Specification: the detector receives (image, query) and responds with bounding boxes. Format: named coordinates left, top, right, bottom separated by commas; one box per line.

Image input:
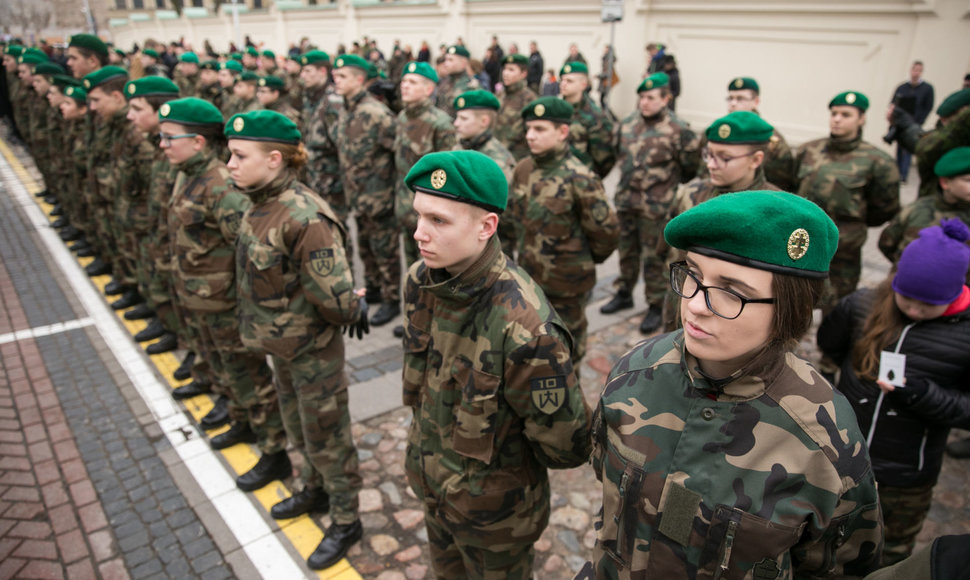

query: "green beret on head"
left=52, top=74, right=82, bottom=90
left=300, top=50, right=330, bottom=66
left=63, top=85, right=87, bottom=103
left=261, top=50, right=275, bottom=59
left=142, top=48, right=159, bottom=59
left=560, top=61, right=589, bottom=76
left=665, top=190, right=839, bottom=279
left=402, top=61, right=438, bottom=83
left=19, top=50, right=48, bottom=66
left=937, top=88, right=970, bottom=118
left=230, top=52, right=243, bottom=62
left=366, top=63, right=380, bottom=80
left=829, top=91, right=869, bottom=112
left=82, top=66, right=128, bottom=90
left=934, top=146, right=970, bottom=178
left=405, top=150, right=508, bottom=213
left=706, top=111, right=774, bottom=144
left=333, top=54, right=370, bottom=72
left=454, top=89, right=500, bottom=112
left=178, top=52, right=199, bottom=64
left=158, top=97, right=224, bottom=126
left=69, top=33, right=108, bottom=57
left=200, top=60, right=219, bottom=71
left=220, top=60, right=243, bottom=72
left=237, top=71, right=260, bottom=83
left=124, top=76, right=179, bottom=100
left=33, top=61, right=65, bottom=77
left=114, top=48, right=126, bottom=57
left=637, top=72, right=670, bottom=93
left=502, top=54, right=528, bottom=67
left=727, top=77, right=759, bottom=93
left=245, top=46, right=259, bottom=57
left=446, top=45, right=470, bottom=59
left=225, top=110, right=301, bottom=144
left=257, top=75, right=285, bottom=90
left=522, top=96, right=573, bottom=123
left=4, top=45, right=23, bottom=57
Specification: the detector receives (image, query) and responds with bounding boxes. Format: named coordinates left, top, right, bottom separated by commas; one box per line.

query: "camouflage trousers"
left=424, top=513, right=536, bottom=580
left=272, top=345, right=361, bottom=525
left=169, top=290, right=215, bottom=386
left=615, top=208, right=669, bottom=306
left=356, top=209, right=401, bottom=304
left=878, top=481, right=935, bottom=566
left=195, top=309, right=287, bottom=455
left=547, top=293, right=590, bottom=364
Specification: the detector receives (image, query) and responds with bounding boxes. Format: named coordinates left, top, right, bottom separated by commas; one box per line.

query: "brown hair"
left=769, top=273, right=826, bottom=349
left=73, top=46, right=109, bottom=67
left=141, top=93, right=178, bottom=111
left=852, top=278, right=905, bottom=380
left=94, top=76, right=127, bottom=96
left=257, top=141, right=307, bottom=170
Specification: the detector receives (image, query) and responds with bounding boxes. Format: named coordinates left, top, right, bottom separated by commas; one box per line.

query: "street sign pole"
left=601, top=0, right=622, bottom=110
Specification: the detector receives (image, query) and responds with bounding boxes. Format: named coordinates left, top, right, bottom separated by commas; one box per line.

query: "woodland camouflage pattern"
left=264, top=96, right=301, bottom=125
left=567, top=93, right=616, bottom=178
left=115, top=124, right=157, bottom=287
left=402, top=236, right=591, bottom=577
left=142, top=143, right=182, bottom=334
left=301, top=84, right=345, bottom=223
left=89, top=108, right=132, bottom=277
left=697, top=125, right=796, bottom=191
left=453, top=130, right=518, bottom=256
left=878, top=194, right=970, bottom=283
left=494, top=79, right=537, bottom=160
left=435, top=70, right=480, bottom=118
left=591, top=332, right=883, bottom=579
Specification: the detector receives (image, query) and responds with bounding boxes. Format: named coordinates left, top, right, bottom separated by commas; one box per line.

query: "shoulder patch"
left=590, top=199, right=610, bottom=223
left=531, top=376, right=567, bottom=414
left=309, top=248, right=335, bottom=276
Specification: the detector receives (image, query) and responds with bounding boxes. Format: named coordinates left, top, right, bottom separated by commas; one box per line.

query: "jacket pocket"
left=402, top=326, right=430, bottom=407
left=700, top=505, right=804, bottom=580
left=451, top=356, right=501, bottom=463
left=243, top=241, right=285, bottom=305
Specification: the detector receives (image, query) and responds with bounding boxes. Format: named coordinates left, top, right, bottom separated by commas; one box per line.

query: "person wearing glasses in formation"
left=721, top=77, right=795, bottom=191
left=588, top=191, right=882, bottom=579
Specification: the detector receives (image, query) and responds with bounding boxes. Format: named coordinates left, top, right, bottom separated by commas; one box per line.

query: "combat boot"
left=104, top=279, right=127, bottom=296
left=236, top=450, right=291, bottom=491
left=60, top=227, right=82, bottom=242
left=145, top=333, right=177, bottom=354
left=639, top=306, right=662, bottom=335
left=210, top=422, right=257, bottom=450
left=111, top=289, right=143, bottom=310
left=134, top=318, right=166, bottom=342
left=51, top=217, right=69, bottom=229
left=270, top=487, right=331, bottom=519
left=307, top=520, right=363, bottom=570
left=124, top=303, right=155, bottom=321
left=369, top=302, right=400, bottom=327
left=85, top=258, right=111, bottom=277
left=172, top=380, right=211, bottom=400
left=600, top=290, right=634, bottom=314
left=199, top=395, right=230, bottom=429
left=173, top=352, right=196, bottom=381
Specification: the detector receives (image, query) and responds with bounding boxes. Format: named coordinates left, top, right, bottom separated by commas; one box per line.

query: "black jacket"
left=818, top=287, right=970, bottom=488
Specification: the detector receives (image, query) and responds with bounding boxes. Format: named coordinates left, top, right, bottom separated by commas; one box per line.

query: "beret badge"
left=127, top=84, right=136, bottom=94
left=301, top=57, right=307, bottom=65
left=845, top=92, right=856, bottom=104
left=159, top=104, right=171, bottom=117
left=83, top=79, right=91, bottom=89
left=336, top=58, right=344, bottom=67
left=645, top=79, right=654, bottom=90
left=535, top=103, right=545, bottom=117
left=564, top=64, right=572, bottom=73
left=457, top=97, right=465, bottom=108
left=717, top=124, right=731, bottom=139
left=734, top=78, right=743, bottom=89
left=787, top=228, right=810, bottom=260
left=233, top=117, right=245, bottom=132
left=408, top=62, right=417, bottom=72
left=430, top=169, right=447, bottom=190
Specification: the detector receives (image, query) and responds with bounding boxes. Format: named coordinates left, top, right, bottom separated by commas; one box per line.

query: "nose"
left=413, top=218, right=430, bottom=242
left=684, top=289, right=710, bottom=316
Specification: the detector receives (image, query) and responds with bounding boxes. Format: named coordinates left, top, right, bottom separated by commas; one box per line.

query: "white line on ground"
left=0, top=317, right=96, bottom=345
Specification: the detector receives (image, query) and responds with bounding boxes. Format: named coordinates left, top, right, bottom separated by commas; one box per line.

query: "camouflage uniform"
left=174, top=69, right=198, bottom=97
left=223, top=94, right=259, bottom=121
left=335, top=90, right=400, bottom=304
left=878, top=194, right=970, bottom=283
left=87, top=108, right=130, bottom=271
left=115, top=125, right=157, bottom=288
left=27, top=89, right=51, bottom=186
left=219, top=87, right=238, bottom=121
left=59, top=116, right=87, bottom=232
left=453, top=130, right=517, bottom=256
left=394, top=98, right=456, bottom=265
left=302, top=84, right=346, bottom=225
left=696, top=120, right=795, bottom=192
left=235, top=170, right=363, bottom=525
left=435, top=71, right=480, bottom=118
left=11, top=76, right=31, bottom=144
left=509, top=145, right=619, bottom=362
left=402, top=236, right=591, bottom=578
left=794, top=134, right=900, bottom=304
left=913, top=107, right=970, bottom=199
left=613, top=108, right=701, bottom=307
left=168, top=152, right=286, bottom=455
left=591, top=331, right=883, bottom=578
left=264, top=96, right=301, bottom=125
left=567, top=93, right=616, bottom=178
left=197, top=81, right=222, bottom=109
left=284, top=70, right=303, bottom=111
left=494, top=79, right=537, bottom=161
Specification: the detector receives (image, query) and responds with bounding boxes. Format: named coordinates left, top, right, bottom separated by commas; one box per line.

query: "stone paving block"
left=65, top=559, right=97, bottom=580
left=17, top=559, right=65, bottom=579
left=12, top=538, right=57, bottom=559
left=56, top=529, right=89, bottom=564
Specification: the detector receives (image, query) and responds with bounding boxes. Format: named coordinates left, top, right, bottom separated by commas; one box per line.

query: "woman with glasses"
left=588, top=191, right=882, bottom=579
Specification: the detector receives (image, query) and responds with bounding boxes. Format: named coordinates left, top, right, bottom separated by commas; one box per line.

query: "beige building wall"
left=107, top=0, right=970, bottom=148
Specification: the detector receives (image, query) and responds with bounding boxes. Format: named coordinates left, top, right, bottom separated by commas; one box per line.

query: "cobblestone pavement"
left=2, top=121, right=969, bottom=580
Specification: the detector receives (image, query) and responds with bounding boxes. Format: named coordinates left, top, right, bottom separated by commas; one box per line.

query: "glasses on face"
left=701, top=148, right=758, bottom=169
left=725, top=95, right=753, bottom=104
left=158, top=132, right=198, bottom=144
left=669, top=261, right=774, bottom=320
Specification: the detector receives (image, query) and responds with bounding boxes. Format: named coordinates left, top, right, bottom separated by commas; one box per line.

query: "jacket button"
left=702, top=408, right=716, bottom=421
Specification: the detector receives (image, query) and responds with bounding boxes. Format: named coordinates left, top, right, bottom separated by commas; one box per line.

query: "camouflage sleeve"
left=379, top=106, right=398, bottom=153
left=292, top=217, right=361, bottom=326
left=915, top=107, right=970, bottom=178
left=590, top=114, right=617, bottom=178
left=877, top=206, right=909, bottom=263
left=574, top=173, right=619, bottom=264
left=864, top=154, right=901, bottom=227
left=127, top=131, right=157, bottom=198
left=211, top=188, right=252, bottom=244
left=434, top=122, right=457, bottom=153
left=677, top=126, right=701, bottom=183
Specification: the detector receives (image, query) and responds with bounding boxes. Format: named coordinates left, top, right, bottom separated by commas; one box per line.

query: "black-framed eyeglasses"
left=669, top=261, right=775, bottom=320
left=158, top=132, right=198, bottom=144
left=701, top=147, right=759, bottom=169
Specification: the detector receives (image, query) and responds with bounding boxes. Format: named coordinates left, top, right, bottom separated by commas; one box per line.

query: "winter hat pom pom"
left=941, top=217, right=970, bottom=243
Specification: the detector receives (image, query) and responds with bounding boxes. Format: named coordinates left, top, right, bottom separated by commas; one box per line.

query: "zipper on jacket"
left=918, top=428, right=928, bottom=471
left=866, top=322, right=916, bottom=448
left=713, top=519, right=738, bottom=580
left=609, top=471, right=630, bottom=568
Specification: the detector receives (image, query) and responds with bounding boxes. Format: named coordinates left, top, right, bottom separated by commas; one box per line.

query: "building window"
left=133, top=0, right=144, bottom=7
left=156, top=0, right=165, bottom=7
left=192, top=0, right=203, bottom=6
left=253, top=0, right=263, bottom=8
left=115, top=0, right=126, bottom=8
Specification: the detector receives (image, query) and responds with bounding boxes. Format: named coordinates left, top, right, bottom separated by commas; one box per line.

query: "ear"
left=480, top=212, right=499, bottom=240
left=267, top=149, right=283, bottom=169
left=557, top=122, right=571, bottom=139
left=750, top=150, right=766, bottom=169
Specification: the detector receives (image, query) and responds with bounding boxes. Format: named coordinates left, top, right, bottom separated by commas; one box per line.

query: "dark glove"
left=343, top=298, right=369, bottom=340
left=888, top=376, right=928, bottom=407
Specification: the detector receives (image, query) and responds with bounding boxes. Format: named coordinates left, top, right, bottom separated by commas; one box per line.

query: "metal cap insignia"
left=846, top=92, right=856, bottom=104
left=734, top=78, right=743, bottom=89
left=159, top=103, right=170, bottom=117
left=787, top=228, right=810, bottom=260
left=448, top=47, right=456, bottom=54
left=535, top=103, right=546, bottom=117
left=718, top=124, right=731, bottom=139
left=301, top=57, right=307, bottom=65
left=336, top=58, right=344, bottom=67
left=127, top=84, right=136, bottom=94
left=258, top=78, right=266, bottom=86
left=646, top=80, right=653, bottom=90
left=66, top=87, right=74, bottom=96
left=233, top=117, right=244, bottom=132
left=430, top=169, right=447, bottom=190
left=457, top=97, right=465, bottom=108
left=564, top=64, right=572, bottom=73
left=408, top=62, right=416, bottom=72
left=83, top=79, right=91, bottom=89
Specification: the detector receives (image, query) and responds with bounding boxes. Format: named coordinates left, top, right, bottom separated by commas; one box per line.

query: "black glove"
left=888, top=376, right=928, bottom=407
left=343, top=298, right=369, bottom=340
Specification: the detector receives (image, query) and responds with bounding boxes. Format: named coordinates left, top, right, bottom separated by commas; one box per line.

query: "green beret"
left=261, top=50, right=275, bottom=59
left=82, top=66, right=128, bottom=90
left=502, top=54, right=528, bottom=67
left=142, top=48, right=159, bottom=59
left=664, top=190, right=839, bottom=279
left=63, top=85, right=87, bottom=103
left=560, top=61, right=588, bottom=76
left=158, top=97, right=224, bottom=126
left=705, top=111, right=773, bottom=144
left=727, top=77, right=759, bottom=94
left=405, top=150, right=508, bottom=213
left=366, top=63, right=380, bottom=80
left=230, top=52, right=243, bottom=62
left=333, top=54, right=370, bottom=72
left=446, top=45, right=470, bottom=58
left=225, top=110, right=301, bottom=144
left=934, top=146, right=970, bottom=178
left=237, top=71, right=260, bottom=83
left=454, top=89, right=500, bottom=112
left=637, top=72, right=669, bottom=93
left=402, top=61, right=438, bottom=83
left=125, top=76, right=179, bottom=100
left=33, top=61, right=65, bottom=77
left=19, top=50, right=48, bottom=66
left=52, top=74, right=82, bottom=90
left=257, top=75, right=285, bottom=90
left=69, top=34, right=108, bottom=57
left=4, top=45, right=23, bottom=57
left=521, top=96, right=573, bottom=124
left=114, top=48, right=126, bottom=58
left=200, top=60, right=219, bottom=71
left=937, top=89, right=970, bottom=118
left=300, top=50, right=330, bottom=66
left=179, top=52, right=199, bottom=64
left=246, top=47, right=259, bottom=57
left=829, top=91, right=869, bottom=112
left=220, top=60, right=243, bottom=72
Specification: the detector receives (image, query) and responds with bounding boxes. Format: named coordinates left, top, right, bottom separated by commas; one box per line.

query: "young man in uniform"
left=435, top=45, right=480, bottom=118
left=402, top=150, right=591, bottom=578
left=230, top=71, right=261, bottom=118
left=217, top=60, right=242, bottom=119
left=494, top=53, right=537, bottom=160
left=558, top=60, right=615, bottom=179
left=174, top=51, right=200, bottom=97
left=196, top=60, right=222, bottom=108
left=509, top=96, right=619, bottom=363
left=720, top=76, right=794, bottom=190
left=256, top=75, right=300, bottom=124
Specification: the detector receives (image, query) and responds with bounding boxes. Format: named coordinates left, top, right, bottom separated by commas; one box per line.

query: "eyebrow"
left=685, top=257, right=761, bottom=295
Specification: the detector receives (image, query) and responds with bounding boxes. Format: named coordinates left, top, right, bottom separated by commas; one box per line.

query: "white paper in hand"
left=879, top=351, right=907, bottom=387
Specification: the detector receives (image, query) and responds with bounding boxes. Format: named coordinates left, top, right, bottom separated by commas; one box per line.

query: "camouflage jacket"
left=264, top=97, right=301, bottom=125
left=11, top=78, right=31, bottom=144
left=174, top=70, right=198, bottom=98
left=794, top=134, right=900, bottom=251
left=394, top=98, right=457, bottom=228
left=509, top=145, right=619, bottom=298
left=223, top=95, right=259, bottom=121
left=614, top=109, right=701, bottom=216
left=197, top=81, right=223, bottom=109
left=914, top=106, right=970, bottom=198
left=669, top=167, right=779, bottom=222
left=402, top=236, right=591, bottom=547
left=64, top=117, right=87, bottom=195
left=591, top=332, right=882, bottom=579
left=285, top=70, right=303, bottom=111
left=301, top=84, right=343, bottom=202
left=878, top=193, right=970, bottom=270
left=88, top=107, right=131, bottom=206
left=495, top=79, right=538, bottom=161
left=27, top=91, right=50, bottom=156
left=235, top=170, right=361, bottom=363
left=115, top=125, right=157, bottom=232
left=435, top=71, right=480, bottom=118
left=46, top=105, right=66, bottom=190
left=168, top=152, right=250, bottom=313
left=568, top=93, right=616, bottom=178
left=145, top=142, right=178, bottom=266
left=336, top=90, right=397, bottom=218
left=455, top=130, right=518, bottom=255
left=219, top=88, right=238, bottom=121
left=697, top=121, right=795, bottom=192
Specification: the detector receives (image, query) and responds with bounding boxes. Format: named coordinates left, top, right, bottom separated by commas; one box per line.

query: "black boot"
left=51, top=217, right=69, bottom=229
left=270, top=487, right=330, bottom=520
left=369, top=302, right=400, bottom=327
left=134, top=318, right=166, bottom=342
left=639, top=306, right=662, bottom=335
left=34, top=189, right=48, bottom=198
left=111, top=289, right=143, bottom=310
left=45, top=195, right=58, bottom=206
left=600, top=291, right=634, bottom=314
left=946, top=438, right=970, bottom=459
left=173, top=352, right=196, bottom=381
left=85, top=258, right=111, bottom=277
left=172, top=380, right=211, bottom=400
left=210, top=422, right=258, bottom=450
left=145, top=332, right=177, bottom=354
left=75, top=246, right=95, bottom=257
left=60, top=227, right=82, bottom=242
left=392, top=325, right=405, bottom=338
left=124, top=303, right=155, bottom=321
left=199, top=395, right=230, bottom=430
left=307, top=520, right=363, bottom=570
left=104, top=279, right=127, bottom=296
left=69, top=237, right=89, bottom=251
left=236, top=450, right=292, bottom=491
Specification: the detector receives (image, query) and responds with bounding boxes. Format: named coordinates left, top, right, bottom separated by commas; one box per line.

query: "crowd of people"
left=2, top=29, right=970, bottom=578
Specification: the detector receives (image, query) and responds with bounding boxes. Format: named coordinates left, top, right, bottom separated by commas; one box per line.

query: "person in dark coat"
left=891, top=61, right=935, bottom=181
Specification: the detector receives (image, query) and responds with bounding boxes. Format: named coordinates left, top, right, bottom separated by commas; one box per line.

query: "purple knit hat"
left=892, top=218, right=970, bottom=304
